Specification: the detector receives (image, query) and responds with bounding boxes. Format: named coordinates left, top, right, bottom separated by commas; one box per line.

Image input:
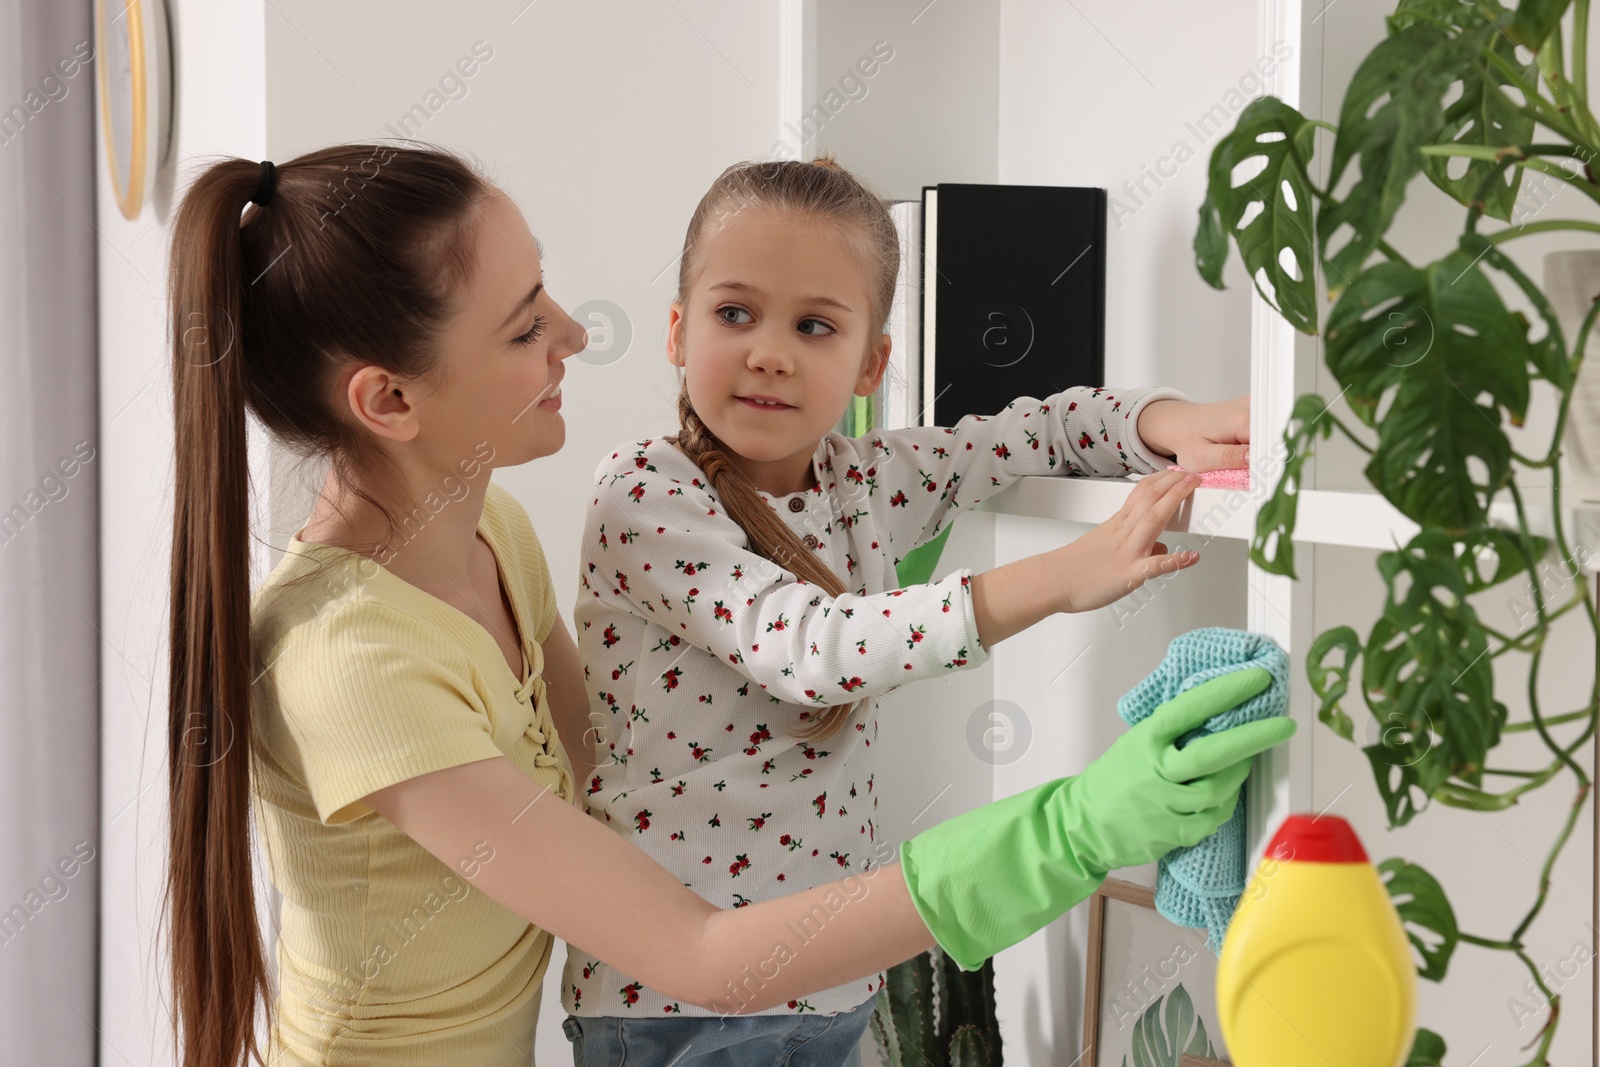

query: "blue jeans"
left=561, top=999, right=876, bottom=1067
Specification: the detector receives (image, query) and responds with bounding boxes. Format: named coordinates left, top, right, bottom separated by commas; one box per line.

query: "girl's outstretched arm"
left=365, top=752, right=933, bottom=1014
left=579, top=434, right=1205, bottom=717
left=838, top=384, right=1189, bottom=559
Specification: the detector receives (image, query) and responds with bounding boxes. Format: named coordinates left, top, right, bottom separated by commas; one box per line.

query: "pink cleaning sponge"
left=1168, top=465, right=1251, bottom=490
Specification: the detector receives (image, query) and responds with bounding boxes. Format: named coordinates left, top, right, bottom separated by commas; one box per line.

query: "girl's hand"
left=1138, top=395, right=1249, bottom=472
left=1053, top=469, right=1202, bottom=613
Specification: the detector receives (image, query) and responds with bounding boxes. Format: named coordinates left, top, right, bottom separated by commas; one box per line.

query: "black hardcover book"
left=920, top=183, right=1107, bottom=427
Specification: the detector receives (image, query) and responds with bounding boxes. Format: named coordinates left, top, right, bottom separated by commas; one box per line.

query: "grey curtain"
left=0, top=1, right=100, bottom=1065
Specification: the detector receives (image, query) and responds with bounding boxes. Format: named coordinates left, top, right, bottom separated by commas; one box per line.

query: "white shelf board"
left=979, top=475, right=1591, bottom=556
left=977, top=476, right=1257, bottom=541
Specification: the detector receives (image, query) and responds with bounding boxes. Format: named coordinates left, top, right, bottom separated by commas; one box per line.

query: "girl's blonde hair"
left=669, top=155, right=899, bottom=744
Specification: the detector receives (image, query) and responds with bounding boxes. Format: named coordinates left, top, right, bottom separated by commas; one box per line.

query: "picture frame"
left=1083, top=878, right=1231, bottom=1067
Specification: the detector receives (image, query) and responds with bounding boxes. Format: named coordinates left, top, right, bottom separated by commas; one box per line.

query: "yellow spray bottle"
left=1215, top=813, right=1416, bottom=1067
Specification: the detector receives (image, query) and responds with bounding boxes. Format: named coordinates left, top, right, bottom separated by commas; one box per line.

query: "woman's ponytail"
left=164, top=159, right=274, bottom=1067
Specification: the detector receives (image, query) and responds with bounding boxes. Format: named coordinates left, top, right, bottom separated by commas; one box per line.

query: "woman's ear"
left=854, top=333, right=892, bottom=397
left=667, top=301, right=686, bottom=368
left=346, top=364, right=421, bottom=442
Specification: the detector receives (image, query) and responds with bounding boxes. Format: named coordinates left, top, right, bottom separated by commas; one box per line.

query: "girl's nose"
left=746, top=336, right=793, bottom=375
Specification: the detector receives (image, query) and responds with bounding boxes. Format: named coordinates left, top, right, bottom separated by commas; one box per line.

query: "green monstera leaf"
left=1406, top=1027, right=1448, bottom=1066
left=1388, top=0, right=1536, bottom=221
left=1195, top=95, right=1320, bottom=335
left=1318, top=22, right=1487, bottom=291
left=1324, top=250, right=1531, bottom=533
left=1469, top=236, right=1576, bottom=390
left=1307, top=624, right=1362, bottom=742
left=1380, top=857, right=1460, bottom=982
left=1361, top=531, right=1516, bottom=826
left=1251, top=393, right=1336, bottom=579
left=1316, top=525, right=1540, bottom=828
left=1119, top=984, right=1216, bottom=1067
left=1508, top=0, right=1574, bottom=49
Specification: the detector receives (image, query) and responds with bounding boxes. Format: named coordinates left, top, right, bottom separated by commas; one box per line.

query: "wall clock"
left=95, top=0, right=174, bottom=220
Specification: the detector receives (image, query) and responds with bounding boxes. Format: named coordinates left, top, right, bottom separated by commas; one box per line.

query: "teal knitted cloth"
left=1116, top=627, right=1289, bottom=953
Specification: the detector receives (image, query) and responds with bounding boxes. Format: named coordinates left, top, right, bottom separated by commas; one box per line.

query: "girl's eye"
left=515, top=315, right=548, bottom=347
left=716, top=306, right=753, bottom=325
left=797, top=318, right=836, bottom=337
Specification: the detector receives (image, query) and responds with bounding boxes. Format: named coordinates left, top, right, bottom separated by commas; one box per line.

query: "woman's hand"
left=1051, top=468, right=1202, bottom=613
left=1138, top=395, right=1249, bottom=472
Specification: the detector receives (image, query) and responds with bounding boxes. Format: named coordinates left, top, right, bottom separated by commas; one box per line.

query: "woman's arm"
left=364, top=753, right=934, bottom=1013
left=539, top=615, right=595, bottom=787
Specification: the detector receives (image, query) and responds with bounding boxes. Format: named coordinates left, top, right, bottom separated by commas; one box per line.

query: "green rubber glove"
left=899, top=667, right=1296, bottom=970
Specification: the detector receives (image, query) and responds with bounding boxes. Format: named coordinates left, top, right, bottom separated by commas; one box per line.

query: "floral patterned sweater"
left=559, top=384, right=1188, bottom=1018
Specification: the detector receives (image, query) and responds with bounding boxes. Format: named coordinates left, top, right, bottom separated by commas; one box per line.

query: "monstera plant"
left=1195, top=0, right=1600, bottom=1063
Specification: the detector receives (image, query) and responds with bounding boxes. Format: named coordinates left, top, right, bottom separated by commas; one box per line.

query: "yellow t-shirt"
left=249, top=481, right=579, bottom=1066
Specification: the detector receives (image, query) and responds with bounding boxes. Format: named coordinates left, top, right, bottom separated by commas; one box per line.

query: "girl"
left=164, top=143, right=1291, bottom=1067
left=562, top=157, right=1261, bottom=1063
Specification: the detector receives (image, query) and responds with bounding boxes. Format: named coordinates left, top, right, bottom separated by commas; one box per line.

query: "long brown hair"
left=164, top=143, right=494, bottom=1067
left=669, top=155, right=899, bottom=743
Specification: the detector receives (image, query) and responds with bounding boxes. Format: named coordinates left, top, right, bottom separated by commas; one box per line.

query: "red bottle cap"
left=1265, top=813, right=1369, bottom=864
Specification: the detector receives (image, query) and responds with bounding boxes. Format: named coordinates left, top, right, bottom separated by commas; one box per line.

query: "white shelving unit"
left=984, top=477, right=1596, bottom=554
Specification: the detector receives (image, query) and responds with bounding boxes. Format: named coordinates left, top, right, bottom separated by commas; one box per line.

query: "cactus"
left=868, top=949, right=1001, bottom=1067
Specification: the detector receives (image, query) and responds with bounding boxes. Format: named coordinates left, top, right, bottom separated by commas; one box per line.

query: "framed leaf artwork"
left=1083, top=879, right=1231, bottom=1067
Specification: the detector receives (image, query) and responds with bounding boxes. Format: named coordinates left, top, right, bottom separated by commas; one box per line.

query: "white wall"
left=97, top=2, right=268, bottom=1063
left=811, top=0, right=1000, bottom=199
